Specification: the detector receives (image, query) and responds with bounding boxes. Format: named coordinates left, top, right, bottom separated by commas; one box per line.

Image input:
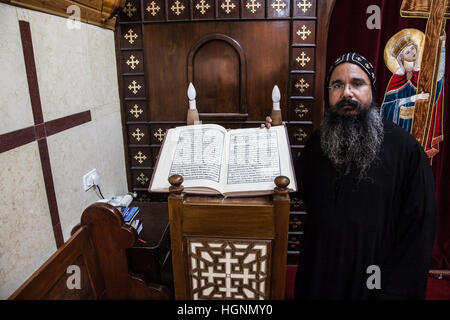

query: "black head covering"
left=327, top=53, right=377, bottom=100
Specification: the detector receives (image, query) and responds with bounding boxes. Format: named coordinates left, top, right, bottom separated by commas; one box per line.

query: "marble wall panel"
left=1, top=4, right=127, bottom=298
left=46, top=121, right=101, bottom=241
left=85, top=24, right=120, bottom=109
left=0, top=4, right=34, bottom=135
left=47, top=112, right=127, bottom=241
left=0, top=142, right=56, bottom=299
left=28, top=11, right=92, bottom=123
left=92, top=111, right=128, bottom=199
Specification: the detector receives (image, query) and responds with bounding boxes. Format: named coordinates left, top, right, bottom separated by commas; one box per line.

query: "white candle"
left=188, top=82, right=197, bottom=110
left=272, top=85, right=280, bottom=110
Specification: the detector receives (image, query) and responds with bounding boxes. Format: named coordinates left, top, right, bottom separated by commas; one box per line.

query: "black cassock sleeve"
left=374, top=144, right=437, bottom=300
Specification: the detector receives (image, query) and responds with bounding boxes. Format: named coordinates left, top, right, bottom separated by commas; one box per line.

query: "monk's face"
left=328, top=63, right=373, bottom=116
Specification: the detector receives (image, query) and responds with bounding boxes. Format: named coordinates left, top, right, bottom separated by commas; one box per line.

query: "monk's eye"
left=353, top=81, right=365, bottom=88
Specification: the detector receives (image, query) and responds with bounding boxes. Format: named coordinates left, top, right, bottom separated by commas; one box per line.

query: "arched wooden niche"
left=187, top=33, right=248, bottom=121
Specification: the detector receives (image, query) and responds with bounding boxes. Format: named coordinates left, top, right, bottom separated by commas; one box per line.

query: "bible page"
left=222, top=126, right=297, bottom=195
left=149, top=124, right=227, bottom=193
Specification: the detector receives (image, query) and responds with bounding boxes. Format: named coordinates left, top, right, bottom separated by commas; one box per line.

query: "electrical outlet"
left=83, top=169, right=98, bottom=191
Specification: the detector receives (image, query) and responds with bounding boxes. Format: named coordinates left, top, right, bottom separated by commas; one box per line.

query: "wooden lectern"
left=167, top=174, right=290, bottom=300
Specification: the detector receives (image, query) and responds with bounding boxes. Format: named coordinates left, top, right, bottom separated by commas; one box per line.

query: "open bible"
left=149, top=124, right=297, bottom=196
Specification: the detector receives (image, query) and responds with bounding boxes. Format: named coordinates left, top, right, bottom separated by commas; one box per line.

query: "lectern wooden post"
left=167, top=174, right=290, bottom=300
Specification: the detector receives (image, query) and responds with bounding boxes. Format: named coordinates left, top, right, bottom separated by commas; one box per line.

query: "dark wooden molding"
left=312, top=0, right=336, bottom=127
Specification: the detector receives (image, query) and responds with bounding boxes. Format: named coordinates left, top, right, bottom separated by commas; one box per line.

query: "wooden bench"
left=9, top=202, right=171, bottom=300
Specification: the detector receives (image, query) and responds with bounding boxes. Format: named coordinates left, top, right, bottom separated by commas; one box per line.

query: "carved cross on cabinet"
left=128, top=80, right=142, bottom=94
left=137, top=173, right=149, bottom=185
left=271, top=0, right=286, bottom=13
left=130, top=104, right=143, bottom=118
left=153, top=128, right=165, bottom=142
left=146, top=1, right=161, bottom=16
left=246, top=0, right=261, bottom=13
left=134, top=151, right=147, bottom=164
left=297, top=0, right=312, bottom=13
left=221, top=0, right=236, bottom=14
left=195, top=0, right=211, bottom=14
left=123, top=2, right=137, bottom=17
left=132, top=128, right=145, bottom=141
left=126, top=55, right=140, bottom=70
left=294, top=104, right=309, bottom=119
left=171, top=0, right=186, bottom=15
left=294, top=128, right=307, bottom=143
left=124, top=28, right=138, bottom=44
left=295, top=78, right=309, bottom=93
left=296, top=51, right=310, bottom=68
left=297, top=25, right=311, bottom=40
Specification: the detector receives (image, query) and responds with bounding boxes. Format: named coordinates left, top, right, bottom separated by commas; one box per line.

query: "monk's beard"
left=320, top=99, right=384, bottom=182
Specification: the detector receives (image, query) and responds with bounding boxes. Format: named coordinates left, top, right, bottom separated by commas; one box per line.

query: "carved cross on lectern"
left=400, top=0, right=448, bottom=147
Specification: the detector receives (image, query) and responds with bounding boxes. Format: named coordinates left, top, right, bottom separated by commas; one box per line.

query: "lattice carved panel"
left=186, top=238, right=272, bottom=300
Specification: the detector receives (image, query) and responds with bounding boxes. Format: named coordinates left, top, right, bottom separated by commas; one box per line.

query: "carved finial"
left=271, top=85, right=282, bottom=126
left=274, top=176, right=290, bottom=195
left=169, top=174, right=184, bottom=194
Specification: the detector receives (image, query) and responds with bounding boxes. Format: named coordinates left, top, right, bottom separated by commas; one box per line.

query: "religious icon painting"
left=380, top=28, right=445, bottom=159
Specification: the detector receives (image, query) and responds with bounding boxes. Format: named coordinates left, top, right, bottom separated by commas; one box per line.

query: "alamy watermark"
left=66, top=265, right=81, bottom=289
left=366, top=5, right=381, bottom=30
left=66, top=5, right=81, bottom=30
left=366, top=264, right=381, bottom=290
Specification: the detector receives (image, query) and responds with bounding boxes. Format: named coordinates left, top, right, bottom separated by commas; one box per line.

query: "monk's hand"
left=260, top=116, right=286, bottom=129
left=261, top=116, right=273, bottom=129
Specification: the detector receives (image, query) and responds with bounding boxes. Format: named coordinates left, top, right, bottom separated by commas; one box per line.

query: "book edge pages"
left=284, top=125, right=298, bottom=192
left=148, top=127, right=168, bottom=193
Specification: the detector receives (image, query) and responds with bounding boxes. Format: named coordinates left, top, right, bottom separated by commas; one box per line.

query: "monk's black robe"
left=294, top=119, right=437, bottom=299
